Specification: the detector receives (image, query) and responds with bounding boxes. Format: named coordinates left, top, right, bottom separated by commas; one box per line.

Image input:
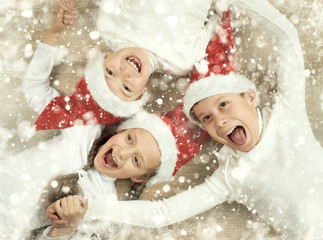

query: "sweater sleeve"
left=22, top=42, right=60, bottom=114
left=84, top=169, right=229, bottom=228
left=37, top=226, right=71, bottom=240
left=232, top=0, right=305, bottom=107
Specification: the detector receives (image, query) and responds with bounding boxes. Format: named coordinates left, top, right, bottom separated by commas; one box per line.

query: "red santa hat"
left=35, top=53, right=150, bottom=131
left=183, top=10, right=257, bottom=128
left=117, top=106, right=208, bottom=184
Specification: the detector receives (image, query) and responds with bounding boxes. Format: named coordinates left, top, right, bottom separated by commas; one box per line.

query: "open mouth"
left=103, top=148, right=118, bottom=168
left=226, top=126, right=247, bottom=146
left=126, top=56, right=141, bottom=73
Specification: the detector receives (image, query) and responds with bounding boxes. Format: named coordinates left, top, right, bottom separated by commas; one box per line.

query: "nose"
left=215, top=115, right=227, bottom=128
left=120, top=63, right=133, bottom=78
left=118, top=146, right=132, bottom=164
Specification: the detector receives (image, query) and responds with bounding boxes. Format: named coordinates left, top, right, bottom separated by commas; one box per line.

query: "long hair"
left=29, top=126, right=115, bottom=239
left=39, top=126, right=116, bottom=209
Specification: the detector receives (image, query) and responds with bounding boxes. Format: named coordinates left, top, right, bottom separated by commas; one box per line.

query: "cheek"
left=206, top=127, right=218, bottom=140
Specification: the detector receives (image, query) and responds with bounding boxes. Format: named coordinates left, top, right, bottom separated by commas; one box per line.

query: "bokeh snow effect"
left=0, top=0, right=322, bottom=239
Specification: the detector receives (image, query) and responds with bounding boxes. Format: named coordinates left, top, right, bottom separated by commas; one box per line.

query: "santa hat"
left=35, top=53, right=150, bottom=131
left=117, top=107, right=208, bottom=184
left=183, top=10, right=257, bottom=127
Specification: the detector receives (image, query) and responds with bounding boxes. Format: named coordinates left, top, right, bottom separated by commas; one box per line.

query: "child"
left=47, top=0, right=323, bottom=239
left=0, top=110, right=185, bottom=239
left=28, top=110, right=185, bottom=239
left=1, top=2, right=207, bottom=238
left=33, top=0, right=224, bottom=130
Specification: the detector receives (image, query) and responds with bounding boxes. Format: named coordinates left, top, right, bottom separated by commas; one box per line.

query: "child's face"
left=93, top=128, right=161, bottom=182
left=103, top=47, right=150, bottom=101
left=193, top=89, right=259, bottom=152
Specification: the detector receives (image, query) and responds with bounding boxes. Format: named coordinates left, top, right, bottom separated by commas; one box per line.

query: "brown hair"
left=39, top=126, right=116, bottom=209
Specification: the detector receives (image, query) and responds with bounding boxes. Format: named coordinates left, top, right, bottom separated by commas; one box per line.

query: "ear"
left=131, top=175, right=149, bottom=183
left=245, top=89, right=258, bottom=107
left=136, top=87, right=147, bottom=100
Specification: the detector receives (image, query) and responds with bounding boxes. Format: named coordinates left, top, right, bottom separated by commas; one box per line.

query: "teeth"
left=226, top=127, right=237, bottom=136
left=112, top=151, right=117, bottom=164
left=126, top=57, right=140, bottom=72
left=104, top=149, right=117, bottom=168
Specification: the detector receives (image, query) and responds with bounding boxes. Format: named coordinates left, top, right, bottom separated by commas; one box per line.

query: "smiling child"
left=30, top=0, right=224, bottom=130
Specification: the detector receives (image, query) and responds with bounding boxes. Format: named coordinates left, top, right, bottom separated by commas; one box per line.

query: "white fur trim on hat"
left=85, top=53, right=150, bottom=118
left=117, top=111, right=178, bottom=184
left=183, top=72, right=258, bottom=127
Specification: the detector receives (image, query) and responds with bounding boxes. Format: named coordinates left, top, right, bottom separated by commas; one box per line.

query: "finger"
left=54, top=199, right=63, bottom=216
left=73, top=195, right=81, bottom=207
left=52, top=219, right=68, bottom=227
left=46, top=208, right=59, bottom=220
left=62, top=19, right=74, bottom=26
left=62, top=13, right=77, bottom=21
left=65, top=0, right=76, bottom=9
left=55, top=8, right=64, bottom=23
left=67, top=195, right=74, bottom=208
left=82, top=198, right=89, bottom=211
left=59, top=0, right=73, bottom=13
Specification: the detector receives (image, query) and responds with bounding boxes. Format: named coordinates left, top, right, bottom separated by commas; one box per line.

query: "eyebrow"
left=132, top=129, right=146, bottom=169
left=196, top=96, right=224, bottom=119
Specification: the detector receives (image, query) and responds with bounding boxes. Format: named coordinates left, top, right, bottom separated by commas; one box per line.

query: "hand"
left=46, top=202, right=68, bottom=228
left=43, top=0, right=77, bottom=45
left=46, top=195, right=88, bottom=238
left=55, top=0, right=78, bottom=26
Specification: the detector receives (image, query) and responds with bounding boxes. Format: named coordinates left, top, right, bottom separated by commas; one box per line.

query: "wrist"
left=43, top=29, right=62, bottom=46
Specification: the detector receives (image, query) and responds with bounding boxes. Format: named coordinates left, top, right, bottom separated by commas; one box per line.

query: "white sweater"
left=97, top=0, right=220, bottom=75
left=84, top=0, right=323, bottom=239
left=0, top=43, right=117, bottom=240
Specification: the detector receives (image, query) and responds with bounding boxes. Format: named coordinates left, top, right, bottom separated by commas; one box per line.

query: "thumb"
left=56, top=8, right=64, bottom=21
left=48, top=208, right=55, bottom=213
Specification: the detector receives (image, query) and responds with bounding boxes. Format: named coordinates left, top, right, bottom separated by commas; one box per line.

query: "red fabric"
left=35, top=76, right=122, bottom=130
left=163, top=104, right=209, bottom=175
left=190, top=10, right=235, bottom=83
left=171, top=10, right=234, bottom=173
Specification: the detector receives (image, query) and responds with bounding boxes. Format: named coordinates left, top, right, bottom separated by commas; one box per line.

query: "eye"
left=220, top=102, right=227, bottom=108
left=134, top=156, right=140, bottom=167
left=123, top=84, right=131, bottom=92
left=203, top=115, right=211, bottom=123
left=107, top=68, right=115, bottom=76
left=127, top=134, right=132, bottom=144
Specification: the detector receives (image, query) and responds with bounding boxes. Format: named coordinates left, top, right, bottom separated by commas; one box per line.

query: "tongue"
left=105, top=152, right=118, bottom=167
left=229, top=126, right=246, bottom=146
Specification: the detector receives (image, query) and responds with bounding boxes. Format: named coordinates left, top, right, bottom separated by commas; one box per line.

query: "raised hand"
left=55, top=0, right=78, bottom=25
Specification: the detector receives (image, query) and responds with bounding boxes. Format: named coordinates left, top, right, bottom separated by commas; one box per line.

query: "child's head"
left=93, top=127, right=161, bottom=183
left=93, top=111, right=178, bottom=184
left=103, top=47, right=151, bottom=101
left=184, top=73, right=260, bottom=152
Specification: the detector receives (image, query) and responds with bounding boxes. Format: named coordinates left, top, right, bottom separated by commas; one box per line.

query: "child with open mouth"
left=29, top=0, right=224, bottom=131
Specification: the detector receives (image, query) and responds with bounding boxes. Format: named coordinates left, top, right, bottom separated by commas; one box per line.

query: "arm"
left=84, top=169, right=229, bottom=227
left=22, top=0, right=77, bottom=114
left=231, top=0, right=305, bottom=107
